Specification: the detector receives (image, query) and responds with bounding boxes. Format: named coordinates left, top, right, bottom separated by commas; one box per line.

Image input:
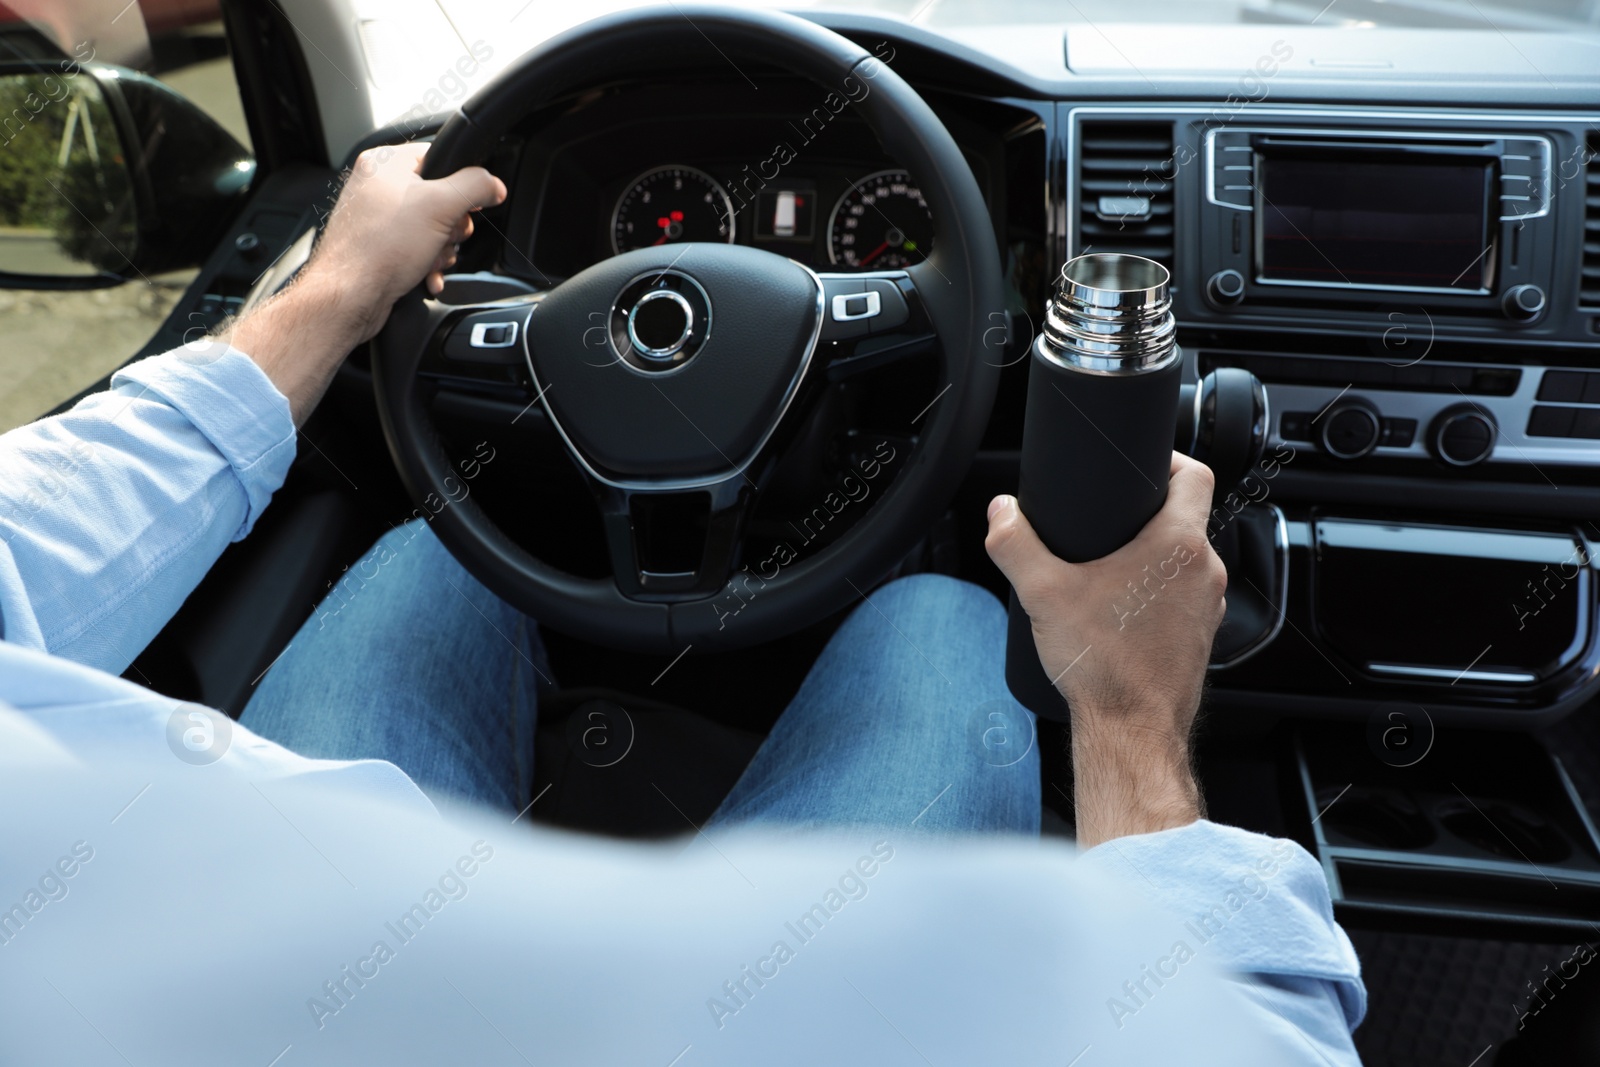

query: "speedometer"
left=611, top=165, right=736, bottom=254
left=827, top=169, right=934, bottom=269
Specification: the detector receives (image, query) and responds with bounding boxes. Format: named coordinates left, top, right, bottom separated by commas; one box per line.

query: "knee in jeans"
left=366, top=518, right=462, bottom=574
left=313, top=520, right=443, bottom=624
left=375, top=517, right=433, bottom=554
left=871, top=574, right=1001, bottom=633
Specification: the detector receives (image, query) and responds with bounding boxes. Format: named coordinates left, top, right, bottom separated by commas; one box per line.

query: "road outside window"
left=0, top=1, right=251, bottom=434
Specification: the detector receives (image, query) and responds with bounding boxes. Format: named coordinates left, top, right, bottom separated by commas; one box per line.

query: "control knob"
left=1318, top=398, right=1381, bottom=460
left=1502, top=284, right=1546, bottom=322
left=1430, top=404, right=1496, bottom=467
left=1207, top=268, right=1246, bottom=307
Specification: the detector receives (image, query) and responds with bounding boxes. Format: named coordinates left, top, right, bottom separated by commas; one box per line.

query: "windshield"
left=842, top=0, right=1600, bottom=30
left=483, top=0, right=1600, bottom=34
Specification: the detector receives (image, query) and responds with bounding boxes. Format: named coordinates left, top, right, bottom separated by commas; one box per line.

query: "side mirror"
left=0, top=59, right=255, bottom=289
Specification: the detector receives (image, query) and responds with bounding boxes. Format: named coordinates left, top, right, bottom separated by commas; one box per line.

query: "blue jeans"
left=240, top=522, right=1039, bottom=835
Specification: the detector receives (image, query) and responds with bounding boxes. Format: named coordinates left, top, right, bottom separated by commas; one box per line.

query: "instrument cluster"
left=606, top=163, right=935, bottom=270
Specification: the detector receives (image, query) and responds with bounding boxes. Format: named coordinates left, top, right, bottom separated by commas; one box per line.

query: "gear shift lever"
left=1176, top=367, right=1269, bottom=515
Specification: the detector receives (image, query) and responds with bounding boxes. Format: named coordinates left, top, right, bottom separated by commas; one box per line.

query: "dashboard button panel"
left=1536, top=371, right=1586, bottom=402
left=1208, top=129, right=1254, bottom=209
left=1279, top=410, right=1312, bottom=441
left=1378, top=417, right=1417, bottom=448
left=1527, top=405, right=1577, bottom=437
left=1211, top=356, right=1600, bottom=468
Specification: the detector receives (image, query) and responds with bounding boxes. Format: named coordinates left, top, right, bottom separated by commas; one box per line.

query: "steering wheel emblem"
left=610, top=270, right=712, bottom=373
left=627, top=289, right=695, bottom=359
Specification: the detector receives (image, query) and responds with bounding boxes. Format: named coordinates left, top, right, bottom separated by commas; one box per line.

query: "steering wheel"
left=372, top=5, right=1002, bottom=654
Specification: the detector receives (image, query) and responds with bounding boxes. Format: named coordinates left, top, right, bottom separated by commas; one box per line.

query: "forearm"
left=219, top=262, right=372, bottom=427
left=1072, top=711, right=1204, bottom=849
left=0, top=346, right=295, bottom=670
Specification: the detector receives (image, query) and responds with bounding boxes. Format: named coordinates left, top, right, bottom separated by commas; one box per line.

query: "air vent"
left=1075, top=120, right=1176, bottom=271
left=1582, top=131, right=1600, bottom=308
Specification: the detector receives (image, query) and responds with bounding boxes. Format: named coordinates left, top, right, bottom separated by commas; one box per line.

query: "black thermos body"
left=1004, top=253, right=1184, bottom=720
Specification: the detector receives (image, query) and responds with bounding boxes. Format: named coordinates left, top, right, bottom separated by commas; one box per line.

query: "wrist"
left=286, top=260, right=384, bottom=344
left=1071, top=715, right=1203, bottom=849
left=221, top=262, right=377, bottom=425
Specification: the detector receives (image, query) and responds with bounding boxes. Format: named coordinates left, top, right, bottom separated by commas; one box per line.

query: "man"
left=0, top=146, right=1364, bottom=1063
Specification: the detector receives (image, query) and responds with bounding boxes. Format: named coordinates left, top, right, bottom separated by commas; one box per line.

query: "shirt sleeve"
left=0, top=341, right=296, bottom=674
left=1079, top=819, right=1366, bottom=1064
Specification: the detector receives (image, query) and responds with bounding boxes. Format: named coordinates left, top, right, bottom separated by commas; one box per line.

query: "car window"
left=0, top=0, right=251, bottom=434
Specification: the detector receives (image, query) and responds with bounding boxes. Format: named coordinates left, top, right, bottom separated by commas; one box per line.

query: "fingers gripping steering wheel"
left=371, top=5, right=1003, bottom=654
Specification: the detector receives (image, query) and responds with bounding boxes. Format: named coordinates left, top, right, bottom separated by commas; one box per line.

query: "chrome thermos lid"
left=1036, top=253, right=1179, bottom=374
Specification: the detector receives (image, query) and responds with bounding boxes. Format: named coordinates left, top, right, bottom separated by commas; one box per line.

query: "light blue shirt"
left=0, top=345, right=1365, bottom=1064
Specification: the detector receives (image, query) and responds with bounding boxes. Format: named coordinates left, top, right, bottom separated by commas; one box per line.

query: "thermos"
left=1004, top=253, right=1184, bottom=721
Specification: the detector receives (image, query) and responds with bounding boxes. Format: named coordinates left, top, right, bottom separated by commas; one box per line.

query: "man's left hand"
left=312, top=142, right=508, bottom=342
left=224, top=142, right=507, bottom=424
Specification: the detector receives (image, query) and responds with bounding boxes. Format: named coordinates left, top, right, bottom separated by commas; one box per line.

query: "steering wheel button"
left=819, top=277, right=870, bottom=341
left=470, top=322, right=518, bottom=348
left=833, top=290, right=880, bottom=321
left=862, top=279, right=911, bottom=334
left=444, top=309, right=532, bottom=365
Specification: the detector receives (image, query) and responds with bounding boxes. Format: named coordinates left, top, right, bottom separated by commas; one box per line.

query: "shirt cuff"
left=110, top=341, right=297, bottom=538
left=1079, top=819, right=1367, bottom=1030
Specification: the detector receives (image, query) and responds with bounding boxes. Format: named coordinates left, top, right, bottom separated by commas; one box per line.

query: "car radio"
left=1198, top=127, right=1557, bottom=322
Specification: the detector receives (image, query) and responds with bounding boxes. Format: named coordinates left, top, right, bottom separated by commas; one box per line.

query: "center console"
left=1063, top=104, right=1600, bottom=723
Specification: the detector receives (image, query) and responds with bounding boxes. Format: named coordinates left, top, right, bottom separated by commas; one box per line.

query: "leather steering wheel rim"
left=372, top=4, right=1003, bottom=654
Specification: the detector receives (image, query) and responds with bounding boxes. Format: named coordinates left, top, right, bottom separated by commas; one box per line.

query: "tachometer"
left=611, top=165, right=736, bottom=254
left=827, top=169, right=933, bottom=269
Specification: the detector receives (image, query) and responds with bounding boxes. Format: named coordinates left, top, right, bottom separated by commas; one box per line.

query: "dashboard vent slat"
left=1582, top=132, right=1600, bottom=309
left=1075, top=120, right=1177, bottom=271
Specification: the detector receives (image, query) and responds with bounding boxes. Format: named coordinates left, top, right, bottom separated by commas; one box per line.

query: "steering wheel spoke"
left=595, top=475, right=753, bottom=603
left=417, top=289, right=544, bottom=394
left=375, top=274, right=544, bottom=397
left=816, top=270, right=937, bottom=380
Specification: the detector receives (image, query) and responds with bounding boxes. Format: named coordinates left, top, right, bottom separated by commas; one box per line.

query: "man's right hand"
left=984, top=452, right=1228, bottom=848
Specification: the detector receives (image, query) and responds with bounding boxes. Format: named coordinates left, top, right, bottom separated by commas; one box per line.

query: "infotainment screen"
left=1256, top=148, right=1495, bottom=293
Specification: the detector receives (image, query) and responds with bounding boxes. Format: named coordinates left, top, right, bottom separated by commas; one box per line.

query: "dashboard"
left=380, top=19, right=1600, bottom=730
